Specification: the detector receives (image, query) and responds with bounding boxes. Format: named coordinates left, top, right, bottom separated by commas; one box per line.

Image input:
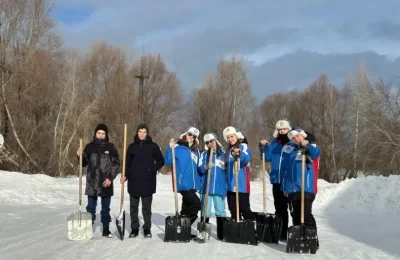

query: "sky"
left=52, top=0, right=400, bottom=102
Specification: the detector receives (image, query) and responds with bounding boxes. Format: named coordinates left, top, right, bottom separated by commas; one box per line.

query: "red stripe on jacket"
left=313, top=143, right=320, bottom=194
left=245, top=164, right=250, bottom=193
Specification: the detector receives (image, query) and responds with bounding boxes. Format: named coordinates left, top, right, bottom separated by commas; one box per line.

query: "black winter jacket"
left=125, top=135, right=164, bottom=197
left=81, top=139, right=120, bottom=197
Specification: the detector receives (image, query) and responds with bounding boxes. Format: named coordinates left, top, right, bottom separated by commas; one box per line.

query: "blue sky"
left=52, top=0, right=400, bottom=101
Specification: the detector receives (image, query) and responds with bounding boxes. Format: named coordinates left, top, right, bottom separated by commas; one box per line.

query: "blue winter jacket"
left=281, top=142, right=320, bottom=195
left=225, top=143, right=252, bottom=193
left=260, top=139, right=285, bottom=184
left=198, top=150, right=227, bottom=196
left=164, top=144, right=201, bottom=192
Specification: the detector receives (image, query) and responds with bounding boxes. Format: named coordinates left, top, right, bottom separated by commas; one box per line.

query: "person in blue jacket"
left=222, top=126, right=253, bottom=220
left=259, top=119, right=291, bottom=240
left=281, top=126, right=320, bottom=249
left=198, top=132, right=227, bottom=240
left=164, top=127, right=201, bottom=237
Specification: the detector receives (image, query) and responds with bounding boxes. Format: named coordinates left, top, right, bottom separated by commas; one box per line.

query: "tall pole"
left=135, top=56, right=149, bottom=123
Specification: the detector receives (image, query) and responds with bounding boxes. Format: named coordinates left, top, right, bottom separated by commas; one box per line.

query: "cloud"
left=52, top=0, right=400, bottom=100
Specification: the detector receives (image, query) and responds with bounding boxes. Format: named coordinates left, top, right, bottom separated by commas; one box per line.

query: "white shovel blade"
left=67, top=211, right=93, bottom=241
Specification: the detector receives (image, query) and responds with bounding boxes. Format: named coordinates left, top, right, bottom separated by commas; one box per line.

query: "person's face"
left=138, top=129, right=147, bottom=140
left=293, top=133, right=304, bottom=144
left=206, top=140, right=217, bottom=149
left=96, top=130, right=106, bottom=139
left=278, top=128, right=290, bottom=135
left=227, top=134, right=237, bottom=145
left=186, top=132, right=195, bottom=142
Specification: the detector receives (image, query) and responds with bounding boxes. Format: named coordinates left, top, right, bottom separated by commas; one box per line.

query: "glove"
left=204, top=162, right=214, bottom=170
left=231, top=148, right=241, bottom=159
left=259, top=140, right=268, bottom=149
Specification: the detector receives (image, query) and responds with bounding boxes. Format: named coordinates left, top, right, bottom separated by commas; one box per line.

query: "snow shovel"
left=116, top=124, right=127, bottom=241
left=164, top=138, right=192, bottom=242
left=286, top=152, right=318, bottom=254
left=254, top=148, right=282, bottom=244
left=196, top=146, right=214, bottom=242
left=67, top=139, right=93, bottom=241
left=222, top=158, right=257, bottom=245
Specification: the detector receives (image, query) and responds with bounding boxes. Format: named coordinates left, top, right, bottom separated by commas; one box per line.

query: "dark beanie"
left=95, top=124, right=108, bottom=135
left=136, top=123, right=149, bottom=134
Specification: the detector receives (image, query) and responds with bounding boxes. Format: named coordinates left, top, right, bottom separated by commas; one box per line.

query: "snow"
left=0, top=170, right=399, bottom=260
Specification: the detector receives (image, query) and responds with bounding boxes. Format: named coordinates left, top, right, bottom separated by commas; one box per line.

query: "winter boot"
left=144, top=229, right=152, bottom=238
left=216, top=217, right=225, bottom=240
left=280, top=230, right=287, bottom=241
left=129, top=229, right=139, bottom=238
left=190, top=215, right=198, bottom=225
left=102, top=223, right=114, bottom=238
left=189, top=215, right=198, bottom=239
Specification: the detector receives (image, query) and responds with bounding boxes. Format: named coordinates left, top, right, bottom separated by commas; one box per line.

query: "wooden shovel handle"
left=120, top=124, right=127, bottom=211
left=79, top=139, right=83, bottom=208
left=301, top=154, right=305, bottom=224
left=203, top=146, right=214, bottom=222
left=235, top=158, right=240, bottom=223
left=262, top=152, right=266, bottom=213
left=171, top=138, right=179, bottom=214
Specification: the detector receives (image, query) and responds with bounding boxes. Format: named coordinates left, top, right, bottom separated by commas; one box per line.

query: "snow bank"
left=0, top=170, right=72, bottom=205
left=315, top=175, right=400, bottom=216
left=1, top=168, right=400, bottom=217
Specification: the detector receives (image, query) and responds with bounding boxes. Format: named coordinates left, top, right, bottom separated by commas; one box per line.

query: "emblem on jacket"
left=104, top=151, right=109, bottom=154
left=283, top=145, right=294, bottom=153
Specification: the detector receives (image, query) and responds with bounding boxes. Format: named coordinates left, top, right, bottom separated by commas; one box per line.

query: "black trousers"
left=180, top=189, right=201, bottom=218
left=273, top=184, right=289, bottom=238
left=130, top=195, right=153, bottom=230
left=227, top=191, right=253, bottom=220
left=288, top=192, right=317, bottom=229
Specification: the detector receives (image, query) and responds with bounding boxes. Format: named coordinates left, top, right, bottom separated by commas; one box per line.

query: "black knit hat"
left=94, top=123, right=109, bottom=140
left=136, top=123, right=149, bottom=134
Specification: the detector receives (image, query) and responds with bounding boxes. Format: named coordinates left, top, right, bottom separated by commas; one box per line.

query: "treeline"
left=187, top=56, right=400, bottom=182
left=1, top=0, right=399, bottom=182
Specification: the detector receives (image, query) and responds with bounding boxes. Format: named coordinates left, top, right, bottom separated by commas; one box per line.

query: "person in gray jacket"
left=77, top=123, right=120, bottom=238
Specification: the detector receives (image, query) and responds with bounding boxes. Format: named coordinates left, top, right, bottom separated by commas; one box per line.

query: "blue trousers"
left=200, top=194, right=226, bottom=218
left=86, top=196, right=111, bottom=223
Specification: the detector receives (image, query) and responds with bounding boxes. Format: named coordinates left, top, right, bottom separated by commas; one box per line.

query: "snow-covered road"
left=0, top=171, right=399, bottom=260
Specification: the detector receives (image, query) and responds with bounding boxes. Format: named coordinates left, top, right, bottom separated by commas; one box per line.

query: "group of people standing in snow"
left=76, top=120, right=320, bottom=246
left=259, top=119, right=320, bottom=247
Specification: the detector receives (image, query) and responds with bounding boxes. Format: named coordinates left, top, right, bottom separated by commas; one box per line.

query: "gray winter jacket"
left=81, top=139, right=120, bottom=196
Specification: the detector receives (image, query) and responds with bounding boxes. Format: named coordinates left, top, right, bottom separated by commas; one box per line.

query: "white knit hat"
left=273, top=119, right=292, bottom=138
left=236, top=132, right=245, bottom=141
left=179, top=127, right=200, bottom=144
left=203, top=133, right=223, bottom=151
left=222, top=126, right=239, bottom=143
left=287, top=127, right=307, bottom=140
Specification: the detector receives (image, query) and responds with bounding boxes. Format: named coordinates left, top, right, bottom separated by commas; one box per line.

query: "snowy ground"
left=0, top=170, right=399, bottom=260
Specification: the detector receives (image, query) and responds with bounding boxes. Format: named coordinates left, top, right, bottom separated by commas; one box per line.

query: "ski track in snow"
left=0, top=170, right=399, bottom=260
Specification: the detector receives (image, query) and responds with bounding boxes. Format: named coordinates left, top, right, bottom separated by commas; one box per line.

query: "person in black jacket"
left=76, top=123, right=120, bottom=238
left=120, top=123, right=164, bottom=238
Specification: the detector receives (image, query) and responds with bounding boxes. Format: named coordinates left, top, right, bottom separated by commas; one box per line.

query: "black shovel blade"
left=254, top=212, right=282, bottom=244
left=222, top=217, right=257, bottom=245
left=116, top=210, right=125, bottom=241
left=286, top=224, right=318, bottom=254
left=164, top=214, right=191, bottom=242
